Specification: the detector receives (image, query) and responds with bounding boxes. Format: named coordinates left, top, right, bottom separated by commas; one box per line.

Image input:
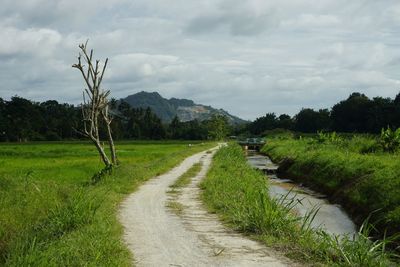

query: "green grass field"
left=0, top=141, right=214, bottom=266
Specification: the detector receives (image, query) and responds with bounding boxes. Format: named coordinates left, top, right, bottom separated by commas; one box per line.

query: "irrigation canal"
left=246, top=150, right=357, bottom=237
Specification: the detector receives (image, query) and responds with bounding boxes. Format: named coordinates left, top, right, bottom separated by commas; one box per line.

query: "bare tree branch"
left=72, top=41, right=118, bottom=167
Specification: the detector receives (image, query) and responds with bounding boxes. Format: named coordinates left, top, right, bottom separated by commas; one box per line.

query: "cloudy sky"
left=1, top=0, right=400, bottom=120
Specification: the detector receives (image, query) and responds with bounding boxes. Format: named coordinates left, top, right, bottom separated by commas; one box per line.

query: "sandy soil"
left=119, top=147, right=293, bottom=267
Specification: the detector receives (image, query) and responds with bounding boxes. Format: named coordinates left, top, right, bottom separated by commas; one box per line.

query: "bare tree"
left=72, top=41, right=117, bottom=166
left=100, top=98, right=118, bottom=164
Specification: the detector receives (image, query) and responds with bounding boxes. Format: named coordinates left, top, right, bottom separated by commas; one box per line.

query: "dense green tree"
left=246, top=113, right=293, bottom=136
left=167, top=116, right=209, bottom=140
left=248, top=113, right=277, bottom=135
left=142, top=107, right=166, bottom=139
left=0, top=98, right=7, bottom=141
left=277, top=114, right=294, bottom=130
left=183, top=119, right=208, bottom=140
left=230, top=122, right=250, bottom=138
left=206, top=114, right=229, bottom=140
left=366, top=97, right=395, bottom=133
left=331, top=93, right=372, bottom=132
left=394, top=92, right=400, bottom=129
left=117, top=100, right=132, bottom=117
left=168, top=116, right=181, bottom=139
left=5, top=97, right=44, bottom=141
left=0, top=97, right=82, bottom=141
left=111, top=102, right=166, bottom=140
left=294, top=108, right=330, bottom=133
left=244, top=91, right=400, bottom=135
left=39, top=100, right=79, bottom=140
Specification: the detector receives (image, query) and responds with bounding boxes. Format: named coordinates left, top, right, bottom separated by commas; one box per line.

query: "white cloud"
left=282, top=14, right=340, bottom=28
left=0, top=26, right=61, bottom=57
left=0, top=0, right=400, bottom=120
left=107, top=53, right=180, bottom=82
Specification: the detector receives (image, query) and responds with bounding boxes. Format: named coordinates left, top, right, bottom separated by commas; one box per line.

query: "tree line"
left=0, top=96, right=229, bottom=142
left=3, top=91, right=398, bottom=142
left=247, top=92, right=400, bottom=135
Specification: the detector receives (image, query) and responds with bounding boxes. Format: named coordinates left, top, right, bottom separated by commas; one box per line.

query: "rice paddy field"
left=0, top=141, right=214, bottom=266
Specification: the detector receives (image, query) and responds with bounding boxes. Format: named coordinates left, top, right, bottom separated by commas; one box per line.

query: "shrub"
left=379, top=127, right=400, bottom=153
left=262, top=128, right=294, bottom=139
left=315, top=131, right=342, bottom=144
left=341, top=135, right=380, bottom=154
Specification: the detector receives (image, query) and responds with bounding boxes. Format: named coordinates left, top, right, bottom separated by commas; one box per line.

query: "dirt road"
left=119, top=147, right=292, bottom=266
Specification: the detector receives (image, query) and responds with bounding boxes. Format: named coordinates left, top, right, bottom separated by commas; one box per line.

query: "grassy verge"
left=262, top=138, right=400, bottom=240
left=166, top=201, right=186, bottom=215
left=0, top=141, right=215, bottom=266
left=167, top=162, right=202, bottom=215
left=201, top=144, right=396, bottom=266
left=169, top=162, right=202, bottom=193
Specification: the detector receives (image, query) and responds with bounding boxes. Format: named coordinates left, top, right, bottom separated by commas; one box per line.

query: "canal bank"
left=246, top=150, right=356, bottom=237
left=261, top=138, right=400, bottom=240
left=201, top=144, right=395, bottom=266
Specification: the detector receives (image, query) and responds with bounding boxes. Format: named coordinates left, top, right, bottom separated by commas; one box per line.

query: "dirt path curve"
left=119, top=147, right=293, bottom=267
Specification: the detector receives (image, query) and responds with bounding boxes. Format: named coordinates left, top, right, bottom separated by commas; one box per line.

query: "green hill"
left=122, top=91, right=247, bottom=124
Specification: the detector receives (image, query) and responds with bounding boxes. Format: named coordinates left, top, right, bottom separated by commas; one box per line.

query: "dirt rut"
left=119, top=148, right=292, bottom=267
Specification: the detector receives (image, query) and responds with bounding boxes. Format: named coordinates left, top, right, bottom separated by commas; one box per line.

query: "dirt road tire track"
left=119, top=147, right=293, bottom=266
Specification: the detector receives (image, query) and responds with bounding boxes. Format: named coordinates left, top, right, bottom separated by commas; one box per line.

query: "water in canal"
left=246, top=150, right=357, bottom=236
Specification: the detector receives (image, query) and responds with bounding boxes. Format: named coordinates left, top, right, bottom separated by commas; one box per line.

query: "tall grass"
left=0, top=141, right=215, bottom=266
left=263, top=137, right=400, bottom=239
left=201, top=144, right=396, bottom=266
left=167, top=162, right=203, bottom=215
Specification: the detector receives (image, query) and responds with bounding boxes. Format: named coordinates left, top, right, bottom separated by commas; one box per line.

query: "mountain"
left=122, top=91, right=247, bottom=124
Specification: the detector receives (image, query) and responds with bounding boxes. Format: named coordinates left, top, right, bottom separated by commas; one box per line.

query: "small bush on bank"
left=315, top=131, right=342, bottom=144
left=380, top=127, right=400, bottom=153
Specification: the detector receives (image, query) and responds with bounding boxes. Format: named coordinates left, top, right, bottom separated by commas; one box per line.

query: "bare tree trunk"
left=90, top=135, right=111, bottom=166
left=102, top=107, right=117, bottom=165
left=72, top=41, right=117, bottom=167
left=105, top=119, right=117, bottom=165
